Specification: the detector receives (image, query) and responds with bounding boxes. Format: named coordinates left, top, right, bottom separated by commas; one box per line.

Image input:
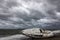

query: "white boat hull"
left=22, top=28, right=54, bottom=38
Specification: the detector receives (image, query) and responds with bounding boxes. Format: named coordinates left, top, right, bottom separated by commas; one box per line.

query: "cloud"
left=0, top=0, right=60, bottom=29
left=37, top=18, right=59, bottom=23
left=55, top=11, right=60, bottom=17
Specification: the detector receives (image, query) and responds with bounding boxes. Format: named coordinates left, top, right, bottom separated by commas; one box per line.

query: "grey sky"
left=0, top=0, right=60, bottom=29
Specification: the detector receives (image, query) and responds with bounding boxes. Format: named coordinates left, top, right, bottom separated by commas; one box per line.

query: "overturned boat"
left=21, top=28, right=55, bottom=38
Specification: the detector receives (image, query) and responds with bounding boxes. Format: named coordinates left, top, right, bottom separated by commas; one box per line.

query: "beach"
left=0, top=34, right=60, bottom=40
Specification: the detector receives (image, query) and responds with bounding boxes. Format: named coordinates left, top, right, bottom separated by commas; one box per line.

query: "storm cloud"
left=0, top=0, right=60, bottom=29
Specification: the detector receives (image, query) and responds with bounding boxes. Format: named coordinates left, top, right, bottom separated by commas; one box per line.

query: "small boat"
left=21, top=28, right=54, bottom=38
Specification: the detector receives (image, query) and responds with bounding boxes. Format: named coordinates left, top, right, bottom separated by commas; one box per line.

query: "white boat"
left=22, top=28, right=54, bottom=38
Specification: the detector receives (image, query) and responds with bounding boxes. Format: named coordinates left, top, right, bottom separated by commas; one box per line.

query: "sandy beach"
left=0, top=34, right=60, bottom=40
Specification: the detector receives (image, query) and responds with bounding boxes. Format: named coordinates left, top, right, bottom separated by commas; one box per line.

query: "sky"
left=0, top=0, right=60, bottom=29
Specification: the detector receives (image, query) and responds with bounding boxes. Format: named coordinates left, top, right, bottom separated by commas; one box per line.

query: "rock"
left=22, top=28, right=54, bottom=38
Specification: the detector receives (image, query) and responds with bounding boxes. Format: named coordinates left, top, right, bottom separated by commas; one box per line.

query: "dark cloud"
left=0, top=0, right=60, bottom=29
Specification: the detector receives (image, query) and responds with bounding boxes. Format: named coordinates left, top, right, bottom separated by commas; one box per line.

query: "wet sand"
left=0, top=34, right=60, bottom=40
left=31, top=36, right=60, bottom=40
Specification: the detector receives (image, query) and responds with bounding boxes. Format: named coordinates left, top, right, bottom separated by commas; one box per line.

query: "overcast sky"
left=0, top=0, right=60, bottom=29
